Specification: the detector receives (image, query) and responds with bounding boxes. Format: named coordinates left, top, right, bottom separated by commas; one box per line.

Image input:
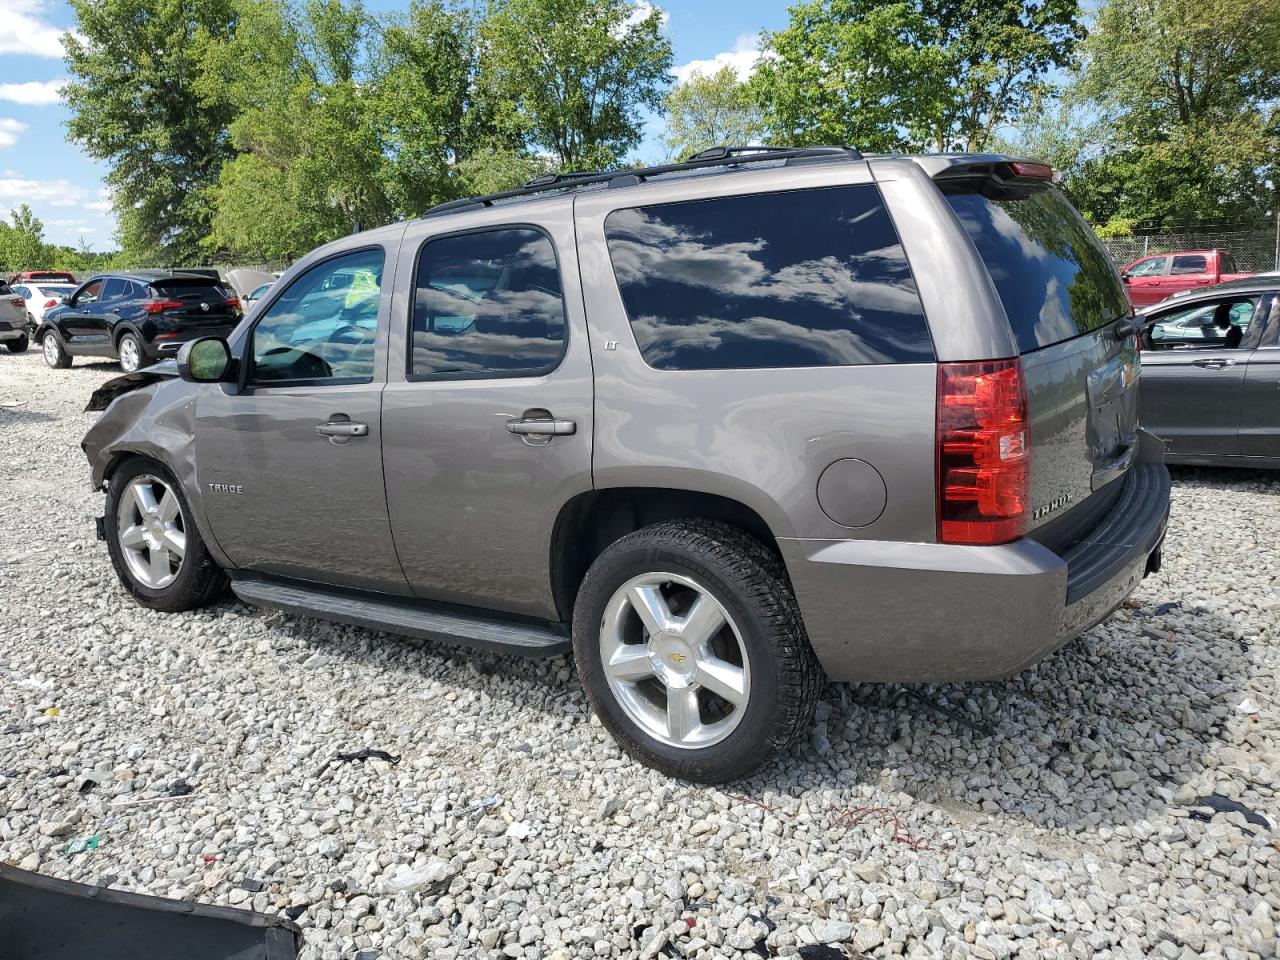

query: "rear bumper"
left=782, top=430, right=1171, bottom=682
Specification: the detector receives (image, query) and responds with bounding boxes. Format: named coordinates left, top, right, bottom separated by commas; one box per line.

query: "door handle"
left=1191, top=358, right=1237, bottom=368
left=316, top=420, right=369, bottom=438
left=506, top=417, right=576, bottom=436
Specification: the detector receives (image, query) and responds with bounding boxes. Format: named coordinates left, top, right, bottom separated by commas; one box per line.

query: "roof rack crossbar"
left=422, top=145, right=863, bottom=217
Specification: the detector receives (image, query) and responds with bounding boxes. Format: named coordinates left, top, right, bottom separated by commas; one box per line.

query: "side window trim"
left=406, top=222, right=570, bottom=383
left=243, top=245, right=387, bottom=390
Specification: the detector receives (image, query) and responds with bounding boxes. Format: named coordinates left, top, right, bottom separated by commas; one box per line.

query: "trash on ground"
left=1236, top=698, right=1261, bottom=715
left=168, top=779, right=195, bottom=797
left=283, top=903, right=309, bottom=921
left=1189, top=794, right=1271, bottom=830
left=42, top=707, right=60, bottom=717
left=238, top=878, right=267, bottom=893
left=321, top=748, right=402, bottom=775
left=1153, top=601, right=1180, bottom=616
left=65, top=835, right=99, bottom=858
left=464, top=793, right=502, bottom=813
left=110, top=793, right=199, bottom=808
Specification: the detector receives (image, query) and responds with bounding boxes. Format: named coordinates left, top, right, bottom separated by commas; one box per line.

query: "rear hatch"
left=148, top=276, right=241, bottom=333
left=940, top=169, right=1138, bottom=549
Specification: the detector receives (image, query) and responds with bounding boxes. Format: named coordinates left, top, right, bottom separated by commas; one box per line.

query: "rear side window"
left=411, top=227, right=567, bottom=379
left=945, top=186, right=1129, bottom=353
left=101, top=278, right=130, bottom=302
left=604, top=185, right=933, bottom=370
left=1170, top=254, right=1207, bottom=275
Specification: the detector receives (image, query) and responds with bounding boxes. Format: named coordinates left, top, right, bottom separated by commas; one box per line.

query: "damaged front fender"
left=84, top=360, right=181, bottom=413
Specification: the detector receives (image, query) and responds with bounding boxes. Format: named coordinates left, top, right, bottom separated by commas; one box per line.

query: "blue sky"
left=0, top=0, right=793, bottom=250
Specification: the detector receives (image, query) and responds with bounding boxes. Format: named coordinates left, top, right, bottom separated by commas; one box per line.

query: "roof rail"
left=422, top=145, right=863, bottom=218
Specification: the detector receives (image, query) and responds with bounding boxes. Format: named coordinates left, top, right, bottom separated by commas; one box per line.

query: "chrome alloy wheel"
left=42, top=333, right=59, bottom=365
left=119, top=336, right=141, bottom=372
left=116, top=475, right=186, bottom=589
left=599, top=572, right=751, bottom=749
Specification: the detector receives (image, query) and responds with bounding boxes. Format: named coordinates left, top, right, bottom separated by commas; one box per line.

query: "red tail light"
left=223, top=297, right=241, bottom=309
left=143, top=299, right=184, bottom=314
left=936, top=358, right=1031, bottom=545
left=43, top=298, right=58, bottom=309
left=8, top=297, right=23, bottom=308
left=1010, top=161, right=1053, bottom=179
left=153, top=332, right=178, bottom=339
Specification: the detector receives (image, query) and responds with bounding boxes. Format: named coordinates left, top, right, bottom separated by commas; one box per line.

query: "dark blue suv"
left=38, top=270, right=242, bottom=372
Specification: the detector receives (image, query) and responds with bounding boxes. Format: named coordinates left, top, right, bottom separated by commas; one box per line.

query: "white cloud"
left=0, top=118, right=27, bottom=150
left=672, top=35, right=767, bottom=84
left=0, top=0, right=74, bottom=58
left=0, top=79, right=64, bottom=105
left=0, top=176, right=87, bottom=207
left=617, top=1, right=669, bottom=37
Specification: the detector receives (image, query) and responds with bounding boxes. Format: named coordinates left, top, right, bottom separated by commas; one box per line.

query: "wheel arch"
left=550, top=487, right=781, bottom=623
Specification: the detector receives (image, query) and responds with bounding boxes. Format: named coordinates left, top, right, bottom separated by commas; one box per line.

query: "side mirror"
left=1120, top=274, right=1131, bottom=284
left=59, top=296, right=70, bottom=304
left=178, top=337, right=233, bottom=383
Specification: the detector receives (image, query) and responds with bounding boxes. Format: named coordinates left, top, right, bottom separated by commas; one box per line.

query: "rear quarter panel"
left=574, top=162, right=940, bottom=544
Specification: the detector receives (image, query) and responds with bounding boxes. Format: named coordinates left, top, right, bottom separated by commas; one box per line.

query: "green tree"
left=199, top=0, right=393, bottom=260
left=479, top=0, right=673, bottom=170
left=1021, top=0, right=1280, bottom=229
left=63, top=0, right=237, bottom=263
left=0, top=205, right=49, bottom=269
left=752, top=0, right=1081, bottom=152
left=662, top=65, right=765, bottom=160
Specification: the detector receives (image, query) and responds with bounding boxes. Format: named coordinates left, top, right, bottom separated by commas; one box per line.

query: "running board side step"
left=229, top=577, right=571, bottom=658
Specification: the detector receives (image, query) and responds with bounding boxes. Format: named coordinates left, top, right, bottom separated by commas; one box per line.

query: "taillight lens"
left=43, top=299, right=58, bottom=309
left=223, top=297, right=241, bottom=310
left=9, top=297, right=23, bottom=308
left=936, top=358, right=1031, bottom=545
left=143, top=299, right=184, bottom=314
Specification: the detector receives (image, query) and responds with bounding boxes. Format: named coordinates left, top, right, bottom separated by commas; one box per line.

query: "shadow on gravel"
left=0, top=406, right=57, bottom=425
left=1169, top=464, right=1280, bottom=490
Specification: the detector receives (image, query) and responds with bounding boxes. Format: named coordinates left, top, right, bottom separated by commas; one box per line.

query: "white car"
left=12, top=281, right=77, bottom=331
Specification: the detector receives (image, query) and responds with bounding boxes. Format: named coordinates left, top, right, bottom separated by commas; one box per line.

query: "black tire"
left=5, top=335, right=28, bottom=353
left=572, top=519, right=822, bottom=783
left=104, top=457, right=228, bottom=612
left=42, top=331, right=71, bottom=368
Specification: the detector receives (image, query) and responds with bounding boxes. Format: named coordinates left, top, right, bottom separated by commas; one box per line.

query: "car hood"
left=225, top=268, right=275, bottom=300
left=84, top=359, right=180, bottom=412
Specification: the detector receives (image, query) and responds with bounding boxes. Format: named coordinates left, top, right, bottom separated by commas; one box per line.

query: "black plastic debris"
left=336, top=748, right=400, bottom=765
left=329, top=879, right=348, bottom=894
left=798, top=946, right=847, bottom=960
left=283, top=903, right=309, bottom=921
left=1153, top=601, right=1179, bottom=616
left=239, top=878, right=268, bottom=893
left=0, top=862, right=300, bottom=960
left=169, top=779, right=195, bottom=797
left=1189, top=794, right=1271, bottom=830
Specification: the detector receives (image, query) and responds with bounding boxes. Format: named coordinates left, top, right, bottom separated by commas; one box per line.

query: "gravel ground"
left=1, top=348, right=1278, bottom=960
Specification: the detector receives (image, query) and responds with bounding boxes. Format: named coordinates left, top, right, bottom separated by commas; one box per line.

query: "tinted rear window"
left=945, top=186, right=1129, bottom=353
left=604, top=185, right=933, bottom=370
left=151, top=278, right=229, bottom=301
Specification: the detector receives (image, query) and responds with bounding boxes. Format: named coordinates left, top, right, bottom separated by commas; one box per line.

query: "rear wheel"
left=117, top=333, right=144, bottom=373
left=572, top=520, right=821, bottom=783
left=104, top=458, right=228, bottom=612
left=5, top=335, right=28, bottom=353
left=42, top=332, right=70, bottom=368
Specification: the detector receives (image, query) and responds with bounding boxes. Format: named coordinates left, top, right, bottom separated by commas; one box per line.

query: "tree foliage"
left=1034, top=0, right=1280, bottom=230
left=662, top=66, right=765, bottom=160
left=63, top=0, right=237, bottom=263
left=479, top=0, right=673, bottom=169
left=752, top=0, right=1080, bottom=152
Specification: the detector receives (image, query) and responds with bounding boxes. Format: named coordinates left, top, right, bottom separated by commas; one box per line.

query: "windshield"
left=945, top=185, right=1130, bottom=353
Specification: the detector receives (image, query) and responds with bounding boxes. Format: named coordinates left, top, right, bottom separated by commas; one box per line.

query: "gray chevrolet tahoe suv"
left=82, top=147, right=1171, bottom=783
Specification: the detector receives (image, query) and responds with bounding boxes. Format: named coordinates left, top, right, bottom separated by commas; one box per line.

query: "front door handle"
left=316, top=420, right=369, bottom=438
left=506, top=417, right=576, bottom=437
left=1192, top=358, right=1237, bottom=368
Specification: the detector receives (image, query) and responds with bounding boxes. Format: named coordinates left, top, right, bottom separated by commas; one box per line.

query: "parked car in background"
left=12, top=280, right=77, bottom=338
left=0, top=281, right=30, bottom=352
left=81, top=149, right=1171, bottom=782
left=1139, top=275, right=1280, bottom=466
left=1120, top=249, right=1252, bottom=307
left=243, top=280, right=275, bottom=310
left=38, top=271, right=242, bottom=373
left=8, top=270, right=76, bottom=286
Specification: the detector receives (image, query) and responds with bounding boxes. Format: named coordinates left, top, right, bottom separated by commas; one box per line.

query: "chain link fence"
left=1099, top=229, right=1279, bottom=273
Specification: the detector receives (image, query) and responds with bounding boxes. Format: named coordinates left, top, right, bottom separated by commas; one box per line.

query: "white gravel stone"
left=1, top=351, right=1279, bottom=960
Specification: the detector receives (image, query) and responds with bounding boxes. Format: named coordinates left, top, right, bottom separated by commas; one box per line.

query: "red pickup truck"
left=1120, top=249, right=1252, bottom=307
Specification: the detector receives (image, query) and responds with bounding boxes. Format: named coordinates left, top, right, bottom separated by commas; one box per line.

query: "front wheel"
left=5, top=335, right=28, bottom=353
left=42, top=332, right=71, bottom=368
left=572, top=520, right=822, bottom=783
left=104, top=458, right=228, bottom=612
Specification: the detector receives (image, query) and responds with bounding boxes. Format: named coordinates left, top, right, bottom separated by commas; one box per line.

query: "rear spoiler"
left=0, top=863, right=301, bottom=959
left=908, top=155, right=1057, bottom=186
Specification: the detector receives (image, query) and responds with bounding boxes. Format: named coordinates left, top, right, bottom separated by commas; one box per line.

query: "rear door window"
left=1148, top=297, right=1258, bottom=350
left=1170, top=254, right=1208, bottom=275
left=945, top=186, right=1130, bottom=353
left=604, top=185, right=933, bottom=370
left=1126, top=256, right=1168, bottom=277
left=100, top=278, right=129, bottom=302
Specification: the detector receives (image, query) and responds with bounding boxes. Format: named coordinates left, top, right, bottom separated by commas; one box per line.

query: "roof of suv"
left=87, top=270, right=222, bottom=284
left=1139, top=273, right=1280, bottom=313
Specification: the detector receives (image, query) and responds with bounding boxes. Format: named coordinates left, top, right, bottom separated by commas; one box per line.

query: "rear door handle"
left=1192, top=358, right=1237, bottom=368
left=316, top=420, right=369, bottom=438
left=507, top=417, right=576, bottom=436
